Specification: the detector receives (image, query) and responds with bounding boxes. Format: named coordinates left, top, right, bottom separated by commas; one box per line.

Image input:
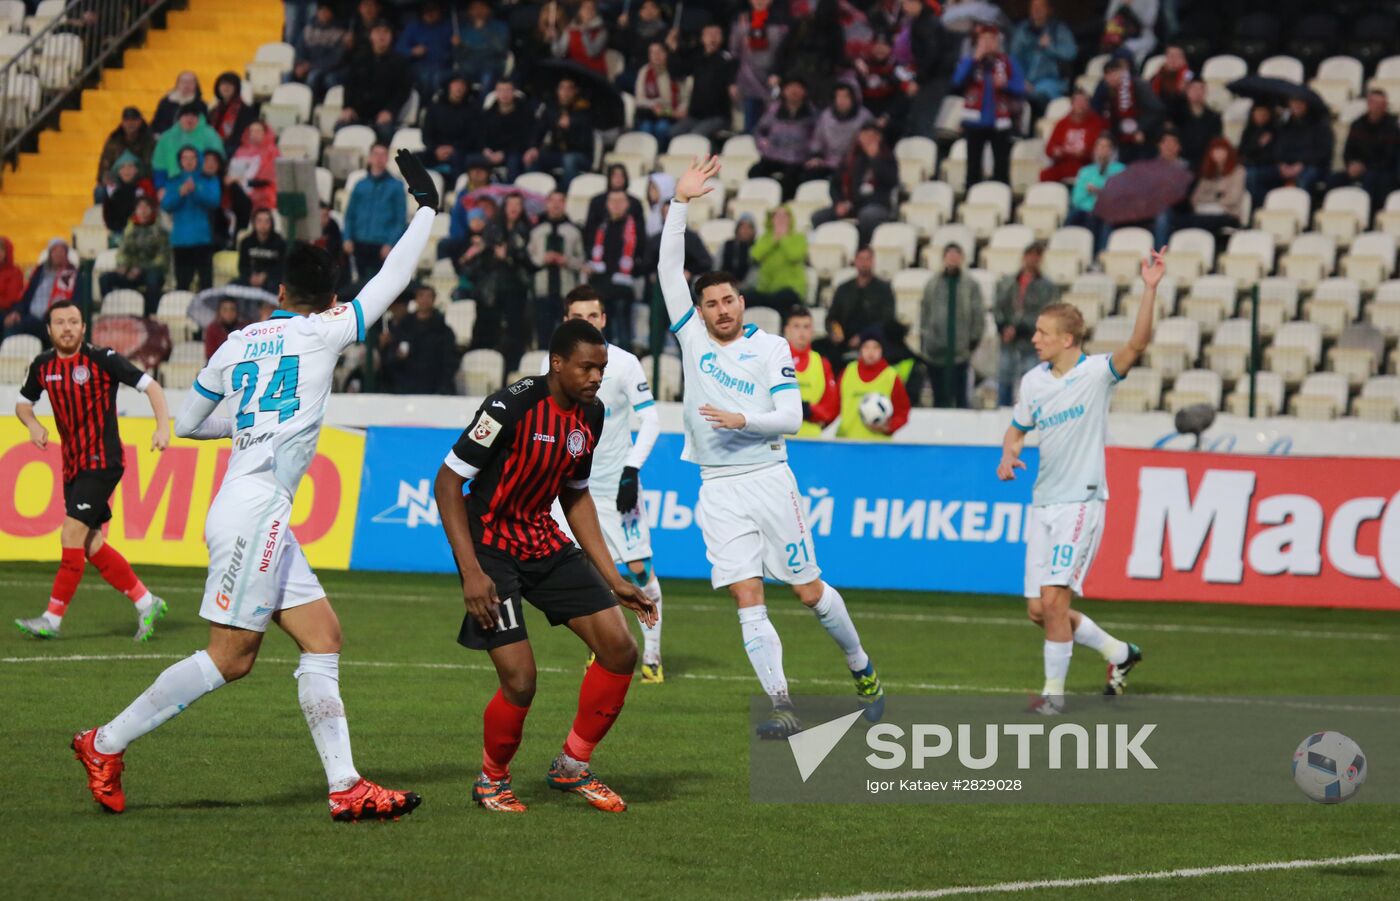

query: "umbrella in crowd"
left=940, top=1, right=1010, bottom=33
left=1225, top=76, right=1328, bottom=114
left=463, top=185, right=549, bottom=219
left=529, top=59, right=626, bottom=131
left=1092, top=158, right=1194, bottom=225
left=186, top=284, right=277, bottom=329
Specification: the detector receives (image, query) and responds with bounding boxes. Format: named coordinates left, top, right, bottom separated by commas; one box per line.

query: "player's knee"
left=501, top=671, right=537, bottom=707
left=211, top=649, right=257, bottom=682
left=1026, top=606, right=1045, bottom=626
left=792, top=579, right=824, bottom=607
left=595, top=630, right=638, bottom=674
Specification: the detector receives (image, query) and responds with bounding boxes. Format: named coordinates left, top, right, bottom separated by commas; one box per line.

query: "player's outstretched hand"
left=997, top=455, right=1026, bottom=481
left=700, top=404, right=746, bottom=430
left=395, top=148, right=440, bottom=210
left=612, top=580, right=658, bottom=628
left=151, top=423, right=171, bottom=452
left=27, top=422, right=48, bottom=450
left=675, top=155, right=720, bottom=203
left=461, top=566, right=501, bottom=631
left=1141, top=247, right=1166, bottom=287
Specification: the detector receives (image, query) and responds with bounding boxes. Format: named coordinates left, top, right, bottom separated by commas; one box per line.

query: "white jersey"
left=193, top=304, right=365, bottom=496
left=540, top=343, right=656, bottom=492
left=1012, top=352, right=1122, bottom=507
left=659, top=201, right=800, bottom=473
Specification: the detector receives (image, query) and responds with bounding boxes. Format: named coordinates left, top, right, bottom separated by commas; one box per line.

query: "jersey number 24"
left=231, top=356, right=302, bottom=430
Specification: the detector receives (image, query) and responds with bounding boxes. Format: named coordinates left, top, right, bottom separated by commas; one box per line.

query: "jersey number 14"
left=232, top=356, right=302, bottom=430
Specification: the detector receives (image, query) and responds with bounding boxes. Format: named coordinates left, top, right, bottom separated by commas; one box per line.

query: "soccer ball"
left=1292, top=731, right=1366, bottom=803
left=859, top=393, right=894, bottom=429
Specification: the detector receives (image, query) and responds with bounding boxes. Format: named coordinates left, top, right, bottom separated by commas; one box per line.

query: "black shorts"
left=63, top=467, right=122, bottom=528
left=458, top=544, right=618, bottom=651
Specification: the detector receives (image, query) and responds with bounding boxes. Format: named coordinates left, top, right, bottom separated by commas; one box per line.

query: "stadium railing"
left=0, top=0, right=174, bottom=187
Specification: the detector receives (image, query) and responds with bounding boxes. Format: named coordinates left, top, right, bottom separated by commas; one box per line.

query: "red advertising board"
left=1084, top=448, right=1400, bottom=610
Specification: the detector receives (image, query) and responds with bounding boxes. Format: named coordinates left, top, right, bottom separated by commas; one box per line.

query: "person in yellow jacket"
left=837, top=327, right=911, bottom=440
left=783, top=305, right=839, bottom=437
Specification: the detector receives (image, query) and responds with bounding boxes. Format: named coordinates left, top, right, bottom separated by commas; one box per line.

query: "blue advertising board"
left=351, top=427, right=1037, bottom=595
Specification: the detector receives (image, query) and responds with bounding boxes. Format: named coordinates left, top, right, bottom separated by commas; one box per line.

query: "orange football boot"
left=72, top=729, right=125, bottom=814
left=546, top=758, right=627, bottom=812
left=472, top=774, right=527, bottom=812
left=328, top=778, right=422, bottom=822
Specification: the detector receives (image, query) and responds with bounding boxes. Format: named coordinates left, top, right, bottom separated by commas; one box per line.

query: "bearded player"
left=542, top=285, right=665, bottom=682
left=70, top=150, right=439, bottom=820
left=997, top=251, right=1164, bottom=713
left=14, top=301, right=171, bottom=642
left=659, top=157, right=884, bottom=739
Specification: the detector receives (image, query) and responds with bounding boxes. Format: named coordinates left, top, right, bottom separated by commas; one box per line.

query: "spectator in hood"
left=644, top=172, right=676, bottom=238
left=162, top=146, right=222, bottom=290
left=237, top=208, right=288, bottom=293
left=96, top=107, right=156, bottom=193
left=1040, top=90, right=1104, bottom=184
left=100, top=196, right=169, bottom=316
left=750, top=77, right=818, bottom=199
left=207, top=72, right=258, bottom=156
left=524, top=76, right=594, bottom=190
left=0, top=237, right=25, bottom=320
left=294, top=2, right=349, bottom=101
left=151, top=103, right=224, bottom=187
left=227, top=120, right=280, bottom=214
left=7, top=239, right=78, bottom=341
left=99, top=151, right=158, bottom=233
left=479, top=80, right=536, bottom=182
left=731, top=0, right=788, bottom=131
left=807, top=84, right=876, bottom=178
left=151, top=71, right=202, bottom=135
left=340, top=20, right=412, bottom=145
left=383, top=284, right=458, bottom=394
left=397, top=0, right=454, bottom=101
left=451, top=0, right=509, bottom=93
left=421, top=72, right=478, bottom=184
left=1009, top=0, right=1077, bottom=113
left=673, top=23, right=736, bottom=141
left=747, top=205, right=807, bottom=314
left=342, top=144, right=407, bottom=286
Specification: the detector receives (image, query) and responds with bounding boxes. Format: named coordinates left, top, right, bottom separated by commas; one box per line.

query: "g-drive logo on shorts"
left=216, top=536, right=250, bottom=610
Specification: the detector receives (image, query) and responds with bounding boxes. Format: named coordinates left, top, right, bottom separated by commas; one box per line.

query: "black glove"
left=395, top=148, right=439, bottom=210
left=616, top=466, right=640, bottom=514
left=801, top=401, right=813, bottom=419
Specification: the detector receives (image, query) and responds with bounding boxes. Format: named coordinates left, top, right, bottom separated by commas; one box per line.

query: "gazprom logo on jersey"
left=1036, top=404, right=1085, bottom=430
left=698, top=352, right=756, bottom=396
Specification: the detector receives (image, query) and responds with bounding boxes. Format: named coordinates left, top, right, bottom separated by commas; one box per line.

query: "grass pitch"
left=2, top=561, right=1398, bottom=900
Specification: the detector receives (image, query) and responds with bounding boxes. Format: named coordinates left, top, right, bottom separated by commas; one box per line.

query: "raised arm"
left=663, top=156, right=722, bottom=326
left=354, top=150, right=441, bottom=325
left=1111, top=248, right=1165, bottom=378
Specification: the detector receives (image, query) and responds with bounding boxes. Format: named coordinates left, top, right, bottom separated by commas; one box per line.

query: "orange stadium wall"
left=0, top=417, right=363, bottom=570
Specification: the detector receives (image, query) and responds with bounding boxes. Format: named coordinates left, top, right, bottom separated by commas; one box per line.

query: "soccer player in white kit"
left=997, top=249, right=1165, bottom=714
left=70, top=150, right=439, bottom=820
left=543, top=286, right=666, bottom=681
left=661, top=158, right=884, bottom=738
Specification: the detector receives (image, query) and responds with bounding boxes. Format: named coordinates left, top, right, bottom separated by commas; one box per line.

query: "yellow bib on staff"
left=794, top=347, right=828, bottom=437
left=837, top=362, right=898, bottom=440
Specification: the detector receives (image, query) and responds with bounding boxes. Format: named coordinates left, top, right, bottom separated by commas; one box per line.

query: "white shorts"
left=1023, top=500, right=1105, bottom=598
left=199, top=482, right=325, bottom=632
left=696, top=463, right=821, bottom=589
left=549, top=487, right=653, bottom=565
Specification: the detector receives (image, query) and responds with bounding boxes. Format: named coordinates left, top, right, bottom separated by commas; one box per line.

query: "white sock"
left=134, top=591, right=155, bottom=612
left=295, top=652, right=360, bottom=793
left=1073, top=614, right=1129, bottom=665
left=640, top=576, right=663, bottom=665
left=738, top=605, right=789, bottom=705
left=1042, top=640, right=1073, bottom=697
left=95, top=650, right=225, bottom=754
left=811, top=582, right=870, bottom=672
left=42, top=610, right=62, bottom=629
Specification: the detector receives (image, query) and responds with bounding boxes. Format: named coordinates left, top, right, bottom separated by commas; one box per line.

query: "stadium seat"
left=1311, top=56, right=1364, bottom=111
left=1036, top=97, right=1071, bottom=141
left=1278, top=232, right=1337, bottom=292
left=658, top=133, right=712, bottom=179
left=265, top=82, right=313, bottom=129
left=1111, top=366, right=1162, bottom=413
left=900, top=181, right=954, bottom=238
left=1340, top=232, right=1396, bottom=292
left=1085, top=315, right=1131, bottom=355
left=979, top=224, right=1036, bottom=277
left=639, top=354, right=682, bottom=401
left=870, top=222, right=918, bottom=277
left=279, top=123, right=320, bottom=162
left=1264, top=320, right=1324, bottom=386
left=1315, top=186, right=1371, bottom=247
left=717, top=135, right=758, bottom=191
left=1180, top=274, right=1240, bottom=336
left=808, top=220, right=858, bottom=278
left=604, top=131, right=659, bottom=181
left=1009, top=138, right=1045, bottom=196
left=958, top=181, right=1012, bottom=239
left=1254, top=186, right=1311, bottom=245
left=686, top=175, right=725, bottom=224
left=1366, top=281, right=1400, bottom=339
left=0, top=1, right=23, bottom=33
left=934, top=94, right=966, bottom=141
left=1017, top=182, right=1068, bottom=239
left=1205, top=319, right=1256, bottom=385
left=1327, top=322, right=1386, bottom=386
left=788, top=178, right=831, bottom=232
left=894, top=136, right=938, bottom=191
left=160, top=362, right=200, bottom=390
left=1290, top=372, right=1349, bottom=419
left=1044, top=226, right=1094, bottom=285
left=1377, top=190, right=1400, bottom=238
left=514, top=171, right=556, bottom=197
left=697, top=218, right=735, bottom=258
left=1165, top=369, right=1224, bottom=412
left=922, top=223, right=976, bottom=269
left=820, top=266, right=857, bottom=307
left=730, top=176, right=782, bottom=223
left=1257, top=55, right=1305, bottom=84
left=101, top=289, right=144, bottom=318
left=892, top=268, right=933, bottom=330
left=1202, top=54, right=1248, bottom=98
left=1069, top=271, right=1117, bottom=315
left=0, top=32, right=32, bottom=70
left=1225, top=369, right=1285, bottom=416
left=1164, top=228, right=1216, bottom=281
left=942, top=138, right=995, bottom=195
left=1304, top=277, right=1362, bottom=338
left=1099, top=227, right=1153, bottom=287
left=1217, top=230, right=1276, bottom=283
left=747, top=306, right=782, bottom=335
left=154, top=291, right=195, bottom=341
left=1074, top=53, right=1110, bottom=95
left=1121, top=276, right=1178, bottom=322
left=566, top=172, right=607, bottom=224
left=517, top=349, right=548, bottom=378
left=3, top=72, right=39, bottom=126
left=327, top=125, right=375, bottom=179
left=445, top=301, right=477, bottom=348
left=459, top=349, right=504, bottom=395
left=1144, top=316, right=1200, bottom=379
left=0, top=333, right=42, bottom=359
left=1245, top=276, right=1300, bottom=338
left=1062, top=290, right=1107, bottom=332
left=1352, top=375, right=1400, bottom=421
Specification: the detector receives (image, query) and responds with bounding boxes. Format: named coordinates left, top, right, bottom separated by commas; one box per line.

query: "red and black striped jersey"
left=19, top=343, right=151, bottom=481
left=444, top=376, right=604, bottom=559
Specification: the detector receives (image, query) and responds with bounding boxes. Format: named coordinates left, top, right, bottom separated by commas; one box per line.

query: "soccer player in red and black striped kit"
left=435, top=318, right=656, bottom=814
left=13, top=301, right=173, bottom=641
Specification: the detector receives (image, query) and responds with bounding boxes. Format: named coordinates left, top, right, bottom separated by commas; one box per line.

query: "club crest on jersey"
left=72, top=365, right=90, bottom=384
left=509, top=378, right=534, bottom=395
left=471, top=412, right=503, bottom=447
left=566, top=429, right=586, bottom=457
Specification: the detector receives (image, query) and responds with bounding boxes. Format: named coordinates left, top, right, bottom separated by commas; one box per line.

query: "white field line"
left=3, top=653, right=1397, bottom=713
left=0, top=578, right=1392, bottom=643
left=793, top=852, right=1400, bottom=901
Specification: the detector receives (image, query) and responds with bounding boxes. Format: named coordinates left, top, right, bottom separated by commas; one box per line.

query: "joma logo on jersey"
left=243, top=337, right=285, bottom=359
left=259, top=520, right=281, bottom=573
left=698, top=353, right=755, bottom=396
left=219, top=536, right=250, bottom=598
left=533, top=432, right=556, bottom=443
left=1037, top=404, right=1085, bottom=430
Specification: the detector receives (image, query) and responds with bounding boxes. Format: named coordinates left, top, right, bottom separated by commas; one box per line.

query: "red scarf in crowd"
left=1112, top=77, right=1140, bottom=132
left=642, top=65, right=680, bottom=112
left=962, top=53, right=1015, bottom=129
left=592, top=216, right=637, bottom=276
left=211, top=98, right=244, bottom=142
left=748, top=9, right=771, bottom=50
